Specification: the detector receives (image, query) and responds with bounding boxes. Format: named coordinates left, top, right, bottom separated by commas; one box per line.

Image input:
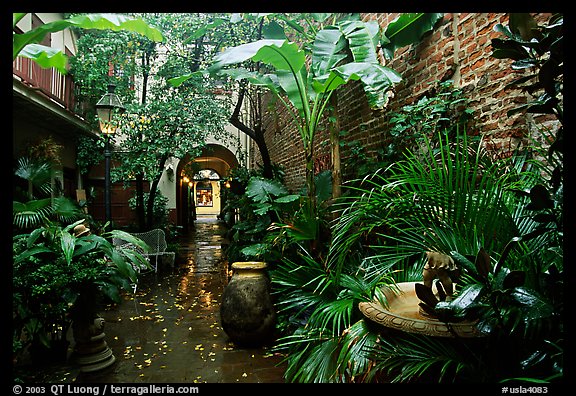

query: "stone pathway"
left=14, top=216, right=286, bottom=383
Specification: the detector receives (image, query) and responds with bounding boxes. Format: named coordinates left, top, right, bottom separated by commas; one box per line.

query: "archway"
left=175, top=144, right=239, bottom=231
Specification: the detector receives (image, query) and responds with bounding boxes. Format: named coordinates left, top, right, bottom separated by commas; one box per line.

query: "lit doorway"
left=193, top=169, right=221, bottom=216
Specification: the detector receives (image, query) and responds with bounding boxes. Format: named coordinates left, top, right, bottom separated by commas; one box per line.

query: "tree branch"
left=229, top=82, right=257, bottom=141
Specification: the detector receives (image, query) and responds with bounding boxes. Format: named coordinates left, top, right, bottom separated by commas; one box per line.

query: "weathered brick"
left=250, top=13, right=559, bottom=192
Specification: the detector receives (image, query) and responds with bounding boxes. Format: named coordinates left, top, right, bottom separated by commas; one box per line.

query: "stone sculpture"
left=423, top=251, right=457, bottom=300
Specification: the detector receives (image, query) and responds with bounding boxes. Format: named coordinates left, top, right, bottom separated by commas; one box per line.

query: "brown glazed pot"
left=220, top=262, right=276, bottom=346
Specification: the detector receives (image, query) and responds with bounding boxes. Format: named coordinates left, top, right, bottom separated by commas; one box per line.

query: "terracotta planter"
left=220, top=262, right=276, bottom=346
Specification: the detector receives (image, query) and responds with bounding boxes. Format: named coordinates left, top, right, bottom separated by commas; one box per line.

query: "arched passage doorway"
left=176, top=144, right=239, bottom=231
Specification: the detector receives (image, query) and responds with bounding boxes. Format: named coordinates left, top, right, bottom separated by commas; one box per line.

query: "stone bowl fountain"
left=358, top=281, right=483, bottom=338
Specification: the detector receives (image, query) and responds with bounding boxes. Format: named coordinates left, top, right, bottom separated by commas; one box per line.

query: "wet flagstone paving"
left=15, top=216, right=286, bottom=384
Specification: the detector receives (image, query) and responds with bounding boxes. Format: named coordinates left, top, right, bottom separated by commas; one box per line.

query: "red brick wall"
left=250, top=13, right=556, bottom=193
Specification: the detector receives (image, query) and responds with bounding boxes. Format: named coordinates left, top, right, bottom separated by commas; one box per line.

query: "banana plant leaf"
left=13, top=13, right=164, bottom=73
left=310, top=28, right=348, bottom=78
left=381, top=13, right=444, bottom=59
left=338, top=20, right=380, bottom=64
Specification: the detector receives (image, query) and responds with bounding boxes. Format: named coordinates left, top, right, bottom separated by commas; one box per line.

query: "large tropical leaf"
left=17, top=44, right=68, bottom=74
left=13, top=13, right=164, bottom=73
left=381, top=13, right=444, bottom=59
left=13, top=245, right=53, bottom=264
left=208, top=39, right=309, bottom=114
left=246, top=177, right=288, bottom=203
left=333, top=62, right=401, bottom=109
left=208, top=39, right=292, bottom=72
left=310, top=27, right=348, bottom=78
left=338, top=20, right=380, bottom=64
left=252, top=40, right=306, bottom=72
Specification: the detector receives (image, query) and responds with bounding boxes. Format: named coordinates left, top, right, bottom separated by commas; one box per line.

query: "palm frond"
left=51, top=196, right=85, bottom=224
left=336, top=319, right=381, bottom=382
left=274, top=327, right=337, bottom=383
left=13, top=198, right=53, bottom=229
left=329, top=132, right=522, bottom=286
left=367, top=332, right=473, bottom=383
left=308, top=298, right=353, bottom=337
left=14, top=157, right=53, bottom=198
left=13, top=196, right=85, bottom=230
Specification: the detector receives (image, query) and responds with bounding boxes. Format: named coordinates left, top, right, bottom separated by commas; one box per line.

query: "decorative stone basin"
left=359, top=281, right=483, bottom=338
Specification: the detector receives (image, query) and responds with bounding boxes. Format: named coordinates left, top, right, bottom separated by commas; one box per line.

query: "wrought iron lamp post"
left=95, top=84, right=125, bottom=224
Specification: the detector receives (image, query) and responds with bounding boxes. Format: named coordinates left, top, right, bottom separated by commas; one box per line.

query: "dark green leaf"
left=509, top=287, right=554, bottom=320
left=13, top=246, right=53, bottom=264
left=509, top=13, right=538, bottom=41
left=415, top=283, right=438, bottom=308
left=474, top=248, right=492, bottom=280
left=526, top=184, right=554, bottom=210
left=503, top=270, right=526, bottom=289
left=449, top=283, right=483, bottom=311
left=246, top=177, right=288, bottom=203
left=262, top=20, right=287, bottom=40
left=450, top=251, right=476, bottom=274
left=382, top=13, right=443, bottom=59
left=274, top=194, right=301, bottom=204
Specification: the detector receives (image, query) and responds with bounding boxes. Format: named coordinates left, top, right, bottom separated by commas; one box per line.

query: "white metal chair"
left=113, top=229, right=175, bottom=292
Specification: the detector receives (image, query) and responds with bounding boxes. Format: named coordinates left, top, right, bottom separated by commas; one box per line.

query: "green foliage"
left=271, top=246, right=394, bottom=383
left=322, top=127, right=563, bottom=382
left=170, top=13, right=440, bottom=222
left=222, top=165, right=333, bottom=265
left=223, top=169, right=299, bottom=263
left=12, top=219, right=150, bottom=360
left=115, top=80, right=229, bottom=228
left=13, top=13, right=163, bottom=73
left=386, top=80, right=474, bottom=152
left=380, top=13, right=445, bottom=59
left=366, top=331, right=472, bottom=383
left=76, top=135, right=105, bottom=176
left=330, top=132, right=518, bottom=281
left=128, top=190, right=169, bottom=229
left=14, top=157, right=53, bottom=200
left=13, top=155, right=86, bottom=231
left=340, top=79, right=475, bottom=181
left=491, top=13, right=562, bottom=124
left=69, top=28, right=140, bottom=118
left=491, top=13, right=563, bottom=260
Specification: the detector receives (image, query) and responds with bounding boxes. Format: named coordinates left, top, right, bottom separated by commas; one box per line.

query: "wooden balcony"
left=13, top=56, right=76, bottom=113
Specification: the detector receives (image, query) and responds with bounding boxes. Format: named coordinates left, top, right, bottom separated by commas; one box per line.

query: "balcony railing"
left=13, top=56, right=76, bottom=112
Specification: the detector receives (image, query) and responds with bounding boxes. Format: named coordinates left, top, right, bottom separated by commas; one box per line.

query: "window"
left=196, top=182, right=213, bottom=207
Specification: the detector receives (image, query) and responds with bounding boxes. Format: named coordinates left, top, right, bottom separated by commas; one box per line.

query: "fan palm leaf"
left=14, top=157, right=53, bottom=199
left=13, top=196, right=85, bottom=230
left=336, top=319, right=381, bottom=381
left=329, top=132, right=521, bottom=281
left=366, top=332, right=474, bottom=383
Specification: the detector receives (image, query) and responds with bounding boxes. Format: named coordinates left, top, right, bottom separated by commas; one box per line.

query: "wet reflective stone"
left=14, top=216, right=286, bottom=383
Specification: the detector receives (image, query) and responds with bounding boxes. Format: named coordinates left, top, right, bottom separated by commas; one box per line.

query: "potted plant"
left=13, top=218, right=150, bottom=370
